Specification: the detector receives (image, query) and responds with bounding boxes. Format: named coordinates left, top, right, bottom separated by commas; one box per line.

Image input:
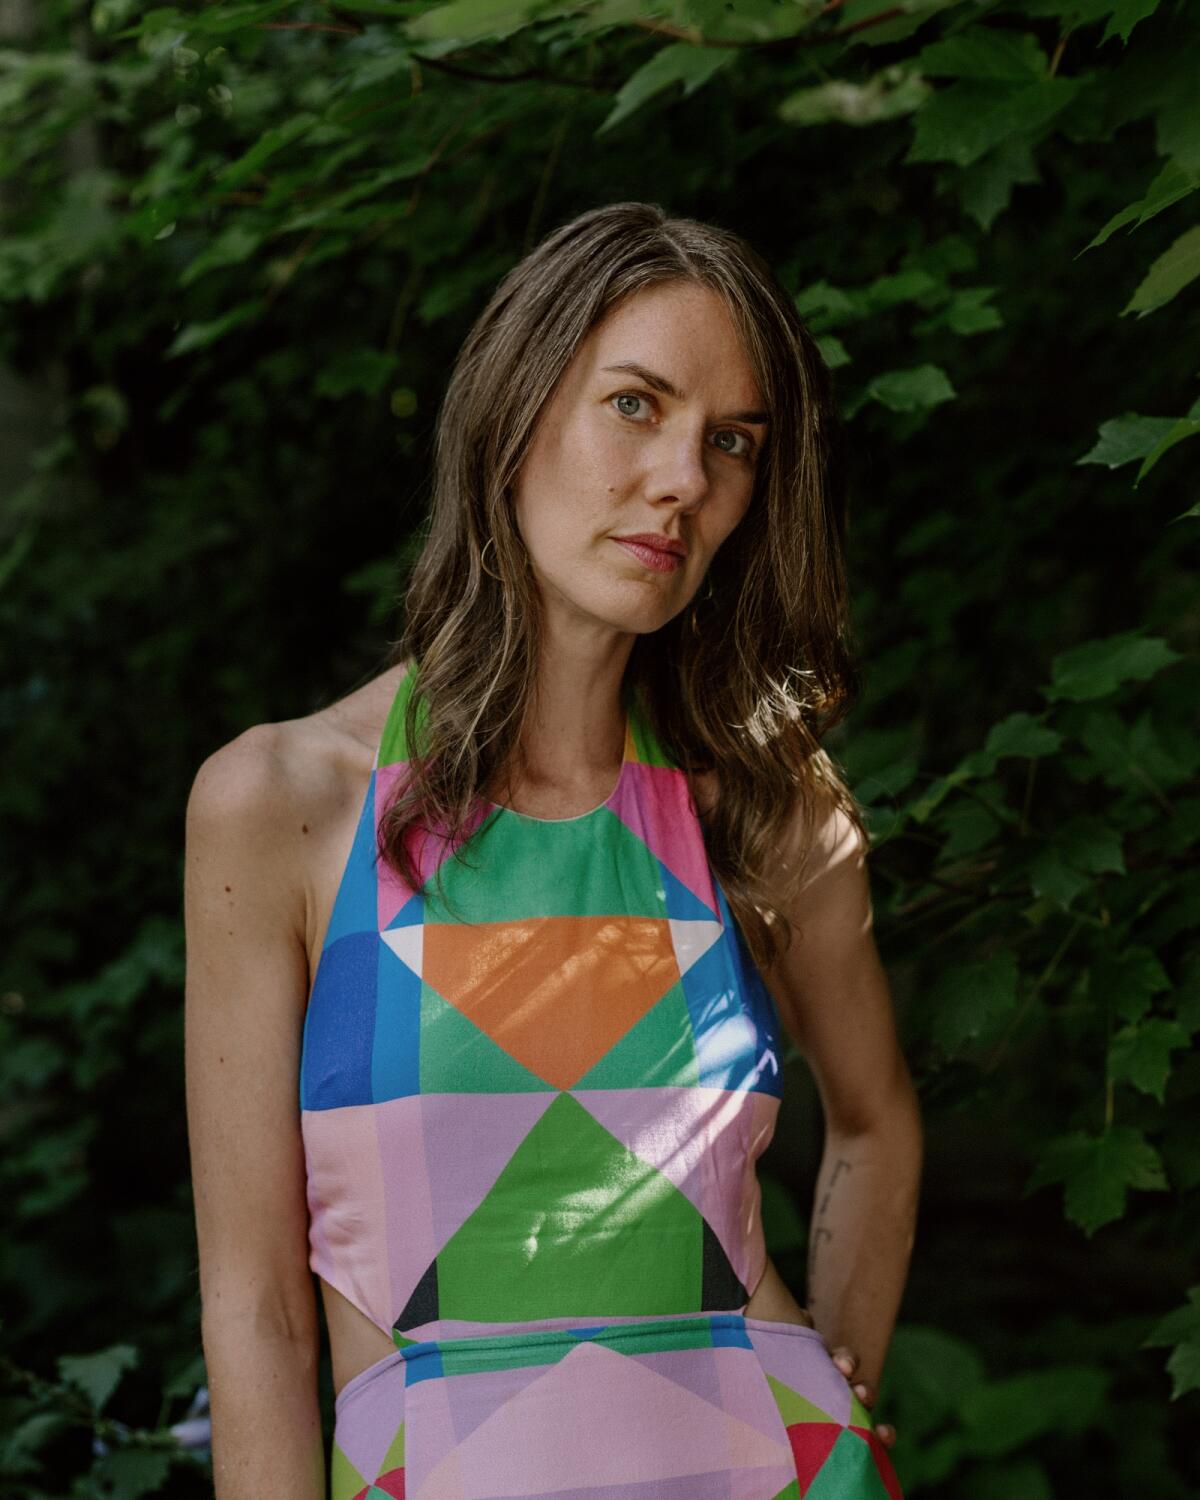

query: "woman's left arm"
left=759, top=794, right=924, bottom=1401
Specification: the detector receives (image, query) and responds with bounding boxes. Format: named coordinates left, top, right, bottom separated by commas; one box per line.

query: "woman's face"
left=511, top=280, right=768, bottom=641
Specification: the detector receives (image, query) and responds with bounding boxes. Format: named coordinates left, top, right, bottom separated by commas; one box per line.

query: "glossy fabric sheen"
left=300, top=663, right=905, bottom=1499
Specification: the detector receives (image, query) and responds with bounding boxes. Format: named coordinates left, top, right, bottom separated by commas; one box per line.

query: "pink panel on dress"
left=419, top=1091, right=557, bottom=1252
left=374, top=1094, right=440, bottom=1327
left=301, top=1104, right=394, bottom=1332
left=747, top=1320, right=851, bottom=1424
left=412, top=1339, right=791, bottom=1498
left=331, top=1356, right=406, bottom=1485
left=609, top=763, right=718, bottom=915
left=405, top=1371, right=466, bottom=1500
left=374, top=764, right=490, bottom=930
left=569, top=1086, right=776, bottom=1292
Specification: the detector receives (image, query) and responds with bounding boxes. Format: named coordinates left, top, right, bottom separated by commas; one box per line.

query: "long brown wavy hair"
left=378, top=200, right=867, bottom=972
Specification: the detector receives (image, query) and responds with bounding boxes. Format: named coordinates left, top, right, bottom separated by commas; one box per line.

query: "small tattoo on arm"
left=807, top=1156, right=852, bottom=1309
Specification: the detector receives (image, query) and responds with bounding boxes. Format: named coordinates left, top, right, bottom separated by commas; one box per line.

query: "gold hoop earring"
left=480, top=536, right=502, bottom=581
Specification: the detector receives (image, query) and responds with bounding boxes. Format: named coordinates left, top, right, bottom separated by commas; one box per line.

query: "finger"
left=852, top=1382, right=874, bottom=1408
left=876, top=1423, right=896, bottom=1447
left=830, top=1347, right=858, bottom=1377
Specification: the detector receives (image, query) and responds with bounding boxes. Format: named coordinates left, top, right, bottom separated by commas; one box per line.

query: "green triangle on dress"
left=329, top=1442, right=368, bottom=1500
left=419, top=982, right=554, bottom=1094
left=436, top=1092, right=703, bottom=1320
left=573, top=980, right=699, bottom=1089
left=803, top=1427, right=893, bottom=1500
left=769, top=1482, right=802, bottom=1500
left=627, top=686, right=677, bottom=768
left=766, top=1372, right=838, bottom=1425
left=378, top=660, right=428, bottom=766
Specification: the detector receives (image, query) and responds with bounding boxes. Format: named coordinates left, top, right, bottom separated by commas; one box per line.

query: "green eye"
left=713, top=429, right=756, bottom=461
left=612, top=390, right=757, bottom=462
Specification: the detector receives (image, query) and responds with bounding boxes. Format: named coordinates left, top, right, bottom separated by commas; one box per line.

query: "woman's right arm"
left=184, top=725, right=326, bottom=1499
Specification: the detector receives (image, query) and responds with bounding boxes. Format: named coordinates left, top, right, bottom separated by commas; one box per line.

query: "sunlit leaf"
left=778, top=66, right=930, bottom=127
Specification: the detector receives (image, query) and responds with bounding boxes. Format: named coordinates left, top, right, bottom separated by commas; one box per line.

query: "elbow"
left=199, top=1275, right=319, bottom=1351
left=827, top=1069, right=923, bottom=1154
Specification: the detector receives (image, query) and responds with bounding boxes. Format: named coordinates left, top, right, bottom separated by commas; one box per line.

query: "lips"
left=611, top=537, right=684, bottom=573
left=612, top=533, right=687, bottom=557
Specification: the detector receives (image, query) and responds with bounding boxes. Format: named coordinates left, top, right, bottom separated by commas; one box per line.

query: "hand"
left=829, top=1345, right=896, bottom=1448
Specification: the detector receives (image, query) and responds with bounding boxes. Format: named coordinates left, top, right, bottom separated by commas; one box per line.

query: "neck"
left=510, top=633, right=635, bottom=792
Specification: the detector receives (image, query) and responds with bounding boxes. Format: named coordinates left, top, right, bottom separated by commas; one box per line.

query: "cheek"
left=528, top=416, right=629, bottom=531
left=572, top=409, right=634, bottom=494
left=709, top=484, right=755, bottom=549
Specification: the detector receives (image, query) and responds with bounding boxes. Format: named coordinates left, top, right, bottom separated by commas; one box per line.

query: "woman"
left=184, top=201, right=922, bottom=1499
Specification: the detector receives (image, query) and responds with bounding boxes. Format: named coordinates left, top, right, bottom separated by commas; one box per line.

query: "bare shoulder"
left=186, top=719, right=336, bottom=887
left=185, top=659, right=412, bottom=918
left=187, top=714, right=343, bottom=831
left=785, top=790, right=869, bottom=902
left=690, top=765, right=868, bottom=906
left=188, top=719, right=310, bottom=831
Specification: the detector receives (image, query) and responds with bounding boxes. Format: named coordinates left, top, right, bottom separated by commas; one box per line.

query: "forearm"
left=203, top=1313, right=325, bottom=1499
left=805, top=1096, right=923, bottom=1392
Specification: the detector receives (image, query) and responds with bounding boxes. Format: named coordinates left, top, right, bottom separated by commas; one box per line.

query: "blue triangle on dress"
left=677, top=883, right=784, bottom=1100
left=301, top=931, right=380, bottom=1110
left=657, top=855, right=718, bottom=921
left=323, top=776, right=383, bottom=947
left=385, top=890, right=425, bottom=929
left=371, top=941, right=422, bottom=1103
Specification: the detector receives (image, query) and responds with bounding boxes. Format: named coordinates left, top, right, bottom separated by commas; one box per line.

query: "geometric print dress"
left=300, top=661, right=904, bottom=1499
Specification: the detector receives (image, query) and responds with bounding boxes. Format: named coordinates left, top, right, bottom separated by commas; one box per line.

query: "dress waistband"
left=396, top=1311, right=827, bottom=1384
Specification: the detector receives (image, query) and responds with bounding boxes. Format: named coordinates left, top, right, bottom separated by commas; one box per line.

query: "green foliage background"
left=1, top=0, right=1198, bottom=1494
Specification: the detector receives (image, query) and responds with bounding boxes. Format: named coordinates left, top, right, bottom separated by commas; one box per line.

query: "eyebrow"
left=600, top=361, right=770, bottom=426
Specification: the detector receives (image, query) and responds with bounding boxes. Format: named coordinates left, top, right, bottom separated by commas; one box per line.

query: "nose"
left=645, top=424, right=711, bottom=511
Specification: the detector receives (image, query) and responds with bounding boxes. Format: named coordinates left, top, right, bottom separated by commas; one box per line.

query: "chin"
left=620, top=607, right=680, bottom=637
left=592, top=584, right=680, bottom=633
left=545, top=567, right=680, bottom=635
